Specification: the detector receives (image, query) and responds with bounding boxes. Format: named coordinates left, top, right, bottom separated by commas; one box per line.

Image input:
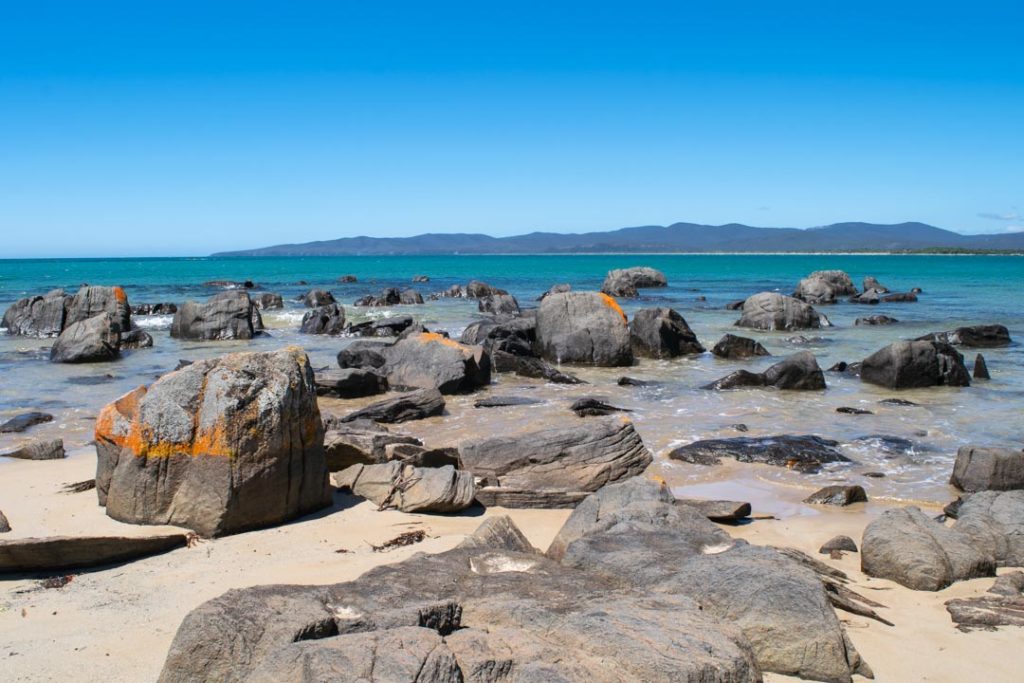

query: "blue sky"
left=1, top=2, right=1022, bottom=257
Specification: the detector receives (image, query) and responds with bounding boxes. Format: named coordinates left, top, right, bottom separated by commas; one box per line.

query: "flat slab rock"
left=0, top=533, right=188, bottom=573
left=341, top=388, right=445, bottom=424
left=804, top=485, right=868, bottom=506
left=0, top=411, right=54, bottom=433
left=946, top=572, right=1024, bottom=631
left=668, top=435, right=851, bottom=474
left=675, top=498, right=752, bottom=522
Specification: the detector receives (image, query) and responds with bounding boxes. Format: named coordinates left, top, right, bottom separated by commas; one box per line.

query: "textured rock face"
left=863, top=276, right=889, bottom=293
left=299, top=303, right=346, bottom=335
left=458, top=417, right=652, bottom=507
left=0, top=534, right=187, bottom=572
left=50, top=313, right=122, bottom=363
left=94, top=347, right=331, bottom=537
left=1, top=438, right=65, bottom=460
left=955, top=491, right=1024, bottom=567
left=65, top=286, right=132, bottom=332
left=2, top=289, right=70, bottom=336
left=804, top=485, right=868, bottom=506
left=340, top=389, right=446, bottom=424
left=860, top=340, right=971, bottom=389
left=860, top=507, right=995, bottom=591
left=170, top=291, right=259, bottom=341
left=536, top=292, right=633, bottom=366
left=314, top=368, right=387, bottom=399
left=477, top=293, right=520, bottom=316
left=600, top=267, right=668, bottom=297
left=381, top=333, right=491, bottom=394
left=711, top=333, right=770, bottom=359
left=629, top=307, right=704, bottom=358
left=703, top=351, right=825, bottom=390
left=668, top=434, right=850, bottom=473
left=460, top=315, right=536, bottom=356
left=322, top=422, right=421, bottom=471
left=793, top=270, right=858, bottom=304
left=491, top=350, right=584, bottom=384
left=917, top=324, right=1012, bottom=348
left=253, top=292, right=283, bottom=309
left=335, top=462, right=475, bottom=513
left=336, top=339, right=392, bottom=369
left=735, top=292, right=829, bottom=331
left=301, top=289, right=335, bottom=307
left=951, top=446, right=1024, bottom=492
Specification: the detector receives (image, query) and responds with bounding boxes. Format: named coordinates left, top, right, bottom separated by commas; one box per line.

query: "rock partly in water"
left=380, top=333, right=490, bottom=394
left=535, top=291, right=633, bottom=366
left=460, top=314, right=535, bottom=356
left=711, top=333, right=770, bottom=359
left=703, top=351, right=825, bottom=391
left=860, top=340, right=971, bottom=389
left=1, top=438, right=65, bottom=460
left=314, top=368, right=388, bottom=398
left=863, top=276, right=889, bottom=293
left=860, top=506, right=995, bottom=590
left=629, top=307, right=704, bottom=358
left=346, top=315, right=416, bottom=338
left=477, top=293, right=520, bottom=316
left=491, top=349, right=584, bottom=384
left=676, top=498, right=752, bottom=522
left=0, top=533, right=189, bottom=572
left=94, top=347, right=331, bottom=537
left=950, top=446, right=1024, bottom=492
left=473, top=395, right=543, bottom=408
left=820, top=535, right=858, bottom=554
left=669, top=435, right=850, bottom=473
left=299, top=304, right=346, bottom=335
left=170, top=291, right=260, bottom=341
left=50, top=313, right=122, bottom=363
left=973, top=353, right=991, bottom=380
left=735, top=292, right=830, bottom=331
left=335, top=462, right=475, bottom=513
left=856, top=315, right=898, bottom=326
left=459, top=417, right=652, bottom=508
left=336, top=339, right=393, bottom=370
left=837, top=406, right=873, bottom=415
left=600, top=266, right=667, bottom=297
left=917, top=324, right=1011, bottom=348
left=0, top=411, right=54, bottom=434
left=252, top=292, right=283, bottom=310
left=2, top=288, right=71, bottom=337
left=340, top=389, right=446, bottom=424
left=804, top=485, right=868, bottom=506
left=301, top=289, right=336, bottom=307
left=793, top=270, right=857, bottom=304
left=569, top=397, right=630, bottom=417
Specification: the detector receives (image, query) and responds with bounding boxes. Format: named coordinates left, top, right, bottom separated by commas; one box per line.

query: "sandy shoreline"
left=1, top=444, right=1020, bottom=682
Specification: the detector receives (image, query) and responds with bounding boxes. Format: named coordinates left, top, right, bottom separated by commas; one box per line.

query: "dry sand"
left=1, top=447, right=1021, bottom=683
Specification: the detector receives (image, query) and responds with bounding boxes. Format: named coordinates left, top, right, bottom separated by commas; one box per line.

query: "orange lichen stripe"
left=113, top=286, right=127, bottom=303
left=599, top=293, right=628, bottom=323
left=95, top=386, right=147, bottom=445
left=418, top=331, right=467, bottom=350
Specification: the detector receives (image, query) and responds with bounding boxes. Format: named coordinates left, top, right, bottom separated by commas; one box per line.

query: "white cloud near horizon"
left=978, top=211, right=1021, bottom=221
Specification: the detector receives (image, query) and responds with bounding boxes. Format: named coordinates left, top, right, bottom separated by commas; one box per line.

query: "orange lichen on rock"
left=113, top=286, right=127, bottom=303
left=599, top=293, right=628, bottom=323
left=95, top=385, right=147, bottom=448
left=418, top=331, right=468, bottom=351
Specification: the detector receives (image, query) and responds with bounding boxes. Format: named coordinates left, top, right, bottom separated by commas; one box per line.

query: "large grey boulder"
left=860, top=340, right=971, bottom=389
left=478, top=293, right=520, bottom=315
left=629, top=307, right=704, bottom=358
left=917, top=324, right=1011, bottom=348
left=711, top=333, right=770, bottom=359
left=0, top=533, right=188, bottom=572
left=861, top=506, right=995, bottom=590
left=735, top=292, right=830, bottom=331
left=458, top=417, right=652, bottom=508
left=600, top=267, right=667, bottom=297
left=94, top=347, right=331, bottom=537
left=49, top=313, right=122, bottom=363
left=460, top=314, right=535, bottom=356
left=669, top=434, right=850, bottom=473
left=2, top=288, right=70, bottom=336
left=381, top=332, right=490, bottom=394
left=65, top=285, right=132, bottom=332
left=340, top=389, right=445, bottom=424
left=863, top=276, right=889, bottom=293
left=703, top=351, right=825, bottom=390
left=951, top=446, right=1024, bottom=492
left=170, top=291, right=259, bottom=341
left=299, top=303, right=346, bottom=335
left=793, top=270, right=857, bottom=304
left=335, top=462, right=475, bottom=513
left=535, top=291, right=632, bottom=366
left=955, top=490, right=1024, bottom=567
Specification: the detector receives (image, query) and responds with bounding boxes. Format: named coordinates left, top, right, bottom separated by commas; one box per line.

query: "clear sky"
left=1, top=1, right=1022, bottom=257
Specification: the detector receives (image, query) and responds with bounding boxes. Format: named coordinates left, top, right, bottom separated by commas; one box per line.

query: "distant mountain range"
left=213, top=221, right=1024, bottom=256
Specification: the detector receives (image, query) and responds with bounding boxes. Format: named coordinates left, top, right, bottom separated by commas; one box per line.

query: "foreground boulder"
left=381, top=332, right=490, bottom=393
left=955, top=490, right=1024, bottom=567
left=629, top=307, right=704, bottom=357
left=299, top=303, right=346, bottom=335
left=94, top=347, right=331, bottom=537
left=536, top=292, right=632, bottom=366
left=951, top=446, right=1024, bottom=492
left=917, top=324, right=1011, bottom=348
left=861, top=506, right=995, bottom=590
left=735, top=292, right=829, bottom=331
left=669, top=435, right=850, bottom=473
left=459, top=417, right=652, bottom=507
left=860, top=340, right=970, bottom=389
left=0, top=533, right=188, bottom=572
left=170, top=291, right=260, bottom=341
left=335, top=462, right=475, bottom=513
left=600, top=266, right=668, bottom=297
left=703, top=351, right=825, bottom=391
left=711, top=333, right=770, bottom=359
left=340, top=389, right=445, bottom=424
left=50, top=313, right=122, bottom=363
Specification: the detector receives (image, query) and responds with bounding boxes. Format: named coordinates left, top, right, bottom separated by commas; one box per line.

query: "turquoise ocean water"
left=1, top=254, right=1022, bottom=504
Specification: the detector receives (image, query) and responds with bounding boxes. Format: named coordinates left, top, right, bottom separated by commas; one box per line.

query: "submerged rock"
left=856, top=315, right=898, bottom=326
left=711, top=333, right=770, bottom=359
left=860, top=340, right=970, bottom=389
left=94, top=347, right=331, bottom=537
left=536, top=291, right=632, bottom=366
left=473, top=395, right=543, bottom=408
left=669, top=435, right=850, bottom=473
left=629, top=307, right=704, bottom=358
left=703, top=351, right=825, bottom=391
left=570, top=397, right=630, bottom=417
left=735, top=292, right=830, bottom=331
left=491, top=349, right=584, bottom=384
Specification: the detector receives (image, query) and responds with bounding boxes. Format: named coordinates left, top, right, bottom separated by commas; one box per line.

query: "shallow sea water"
left=1, top=254, right=1021, bottom=504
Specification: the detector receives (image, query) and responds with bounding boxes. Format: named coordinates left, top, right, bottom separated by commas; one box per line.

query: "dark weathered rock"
left=669, top=435, right=850, bottom=473
left=204, top=280, right=254, bottom=289
left=860, top=340, right=970, bottom=389
left=863, top=276, right=889, bottom=293
left=676, top=498, right=752, bottom=522
left=252, top=292, right=283, bottom=310
left=848, top=290, right=880, bottom=304
left=50, top=313, right=122, bottom=363
left=2, top=289, right=70, bottom=337
left=537, top=283, right=571, bottom=300
left=855, top=315, right=898, bottom=326
left=336, top=339, right=392, bottom=369
left=314, top=368, right=387, bottom=398
left=951, top=446, right=1024, bottom=492
left=353, top=288, right=401, bottom=307
left=860, top=506, right=995, bottom=590
left=337, top=274, right=358, bottom=283
left=1, top=438, right=65, bottom=461
left=0, top=411, right=54, bottom=434
left=837, top=406, right=873, bottom=415
left=536, top=291, right=632, bottom=366
left=460, top=314, right=535, bottom=355
left=881, top=292, right=918, bottom=303
left=570, top=397, right=630, bottom=417
left=711, top=333, right=770, bottom=359
left=95, top=347, right=331, bottom=537
left=473, top=395, right=542, bottom=408
left=974, top=354, right=991, bottom=379
left=703, top=351, right=825, bottom=391
left=879, top=397, right=918, bottom=406
left=120, top=328, right=154, bottom=349
left=132, top=302, right=178, bottom=315
left=955, top=490, right=1024, bottom=567
left=804, top=485, right=867, bottom=506
left=0, top=511, right=9, bottom=533
left=917, top=324, right=1011, bottom=348
left=380, top=333, right=490, bottom=394
left=0, top=533, right=188, bottom=572
left=340, top=389, right=445, bottom=424
left=617, top=376, right=658, bottom=386
left=600, top=267, right=667, bottom=298
left=459, top=418, right=652, bottom=508
left=64, top=286, right=132, bottom=333
left=299, top=303, right=346, bottom=335
left=411, top=274, right=429, bottom=283
left=478, top=293, right=520, bottom=315
left=491, top=349, right=584, bottom=384
left=820, top=535, right=858, bottom=554
left=301, top=289, right=335, bottom=307
left=170, top=291, right=259, bottom=341
left=335, top=462, right=475, bottom=513
left=346, top=315, right=415, bottom=337
left=323, top=424, right=421, bottom=471
left=629, top=307, right=704, bottom=358
left=465, top=280, right=508, bottom=298
left=946, top=582, right=1024, bottom=631
left=735, top=292, right=829, bottom=331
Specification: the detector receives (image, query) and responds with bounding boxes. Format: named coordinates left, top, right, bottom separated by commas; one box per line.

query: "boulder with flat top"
left=735, top=292, right=830, bottom=331
left=170, top=291, right=260, bottom=341
left=536, top=291, right=633, bottom=366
